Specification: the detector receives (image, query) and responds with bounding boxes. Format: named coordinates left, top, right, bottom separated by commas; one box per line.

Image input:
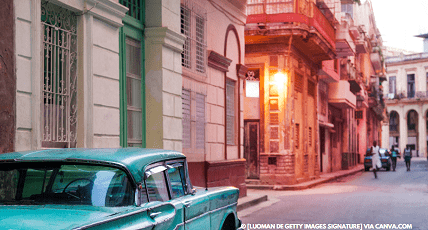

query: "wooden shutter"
left=182, top=89, right=191, bottom=148
left=195, top=93, right=205, bottom=149
left=226, top=79, right=235, bottom=145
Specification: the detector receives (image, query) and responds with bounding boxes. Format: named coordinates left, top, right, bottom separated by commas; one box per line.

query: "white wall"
left=14, top=0, right=127, bottom=151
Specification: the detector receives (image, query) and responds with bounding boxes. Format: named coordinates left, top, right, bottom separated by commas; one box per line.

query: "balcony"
left=355, top=39, right=368, bottom=53
left=336, top=13, right=355, bottom=58
left=328, top=80, right=356, bottom=109
left=318, top=60, right=340, bottom=83
left=246, top=0, right=336, bottom=63
left=340, top=59, right=361, bottom=94
left=370, top=51, right=382, bottom=72
left=385, top=91, right=428, bottom=102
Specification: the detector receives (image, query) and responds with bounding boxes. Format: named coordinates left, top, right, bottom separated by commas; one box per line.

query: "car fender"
left=217, top=207, right=239, bottom=230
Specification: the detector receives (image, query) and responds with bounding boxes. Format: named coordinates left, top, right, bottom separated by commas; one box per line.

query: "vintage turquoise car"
left=0, top=148, right=241, bottom=229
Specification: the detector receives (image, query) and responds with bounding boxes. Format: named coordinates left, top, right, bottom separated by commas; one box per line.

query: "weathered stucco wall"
left=0, top=0, right=15, bottom=154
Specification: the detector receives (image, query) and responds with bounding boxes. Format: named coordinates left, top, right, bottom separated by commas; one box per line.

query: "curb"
left=237, top=194, right=268, bottom=212
left=245, top=166, right=364, bottom=191
left=237, top=166, right=364, bottom=212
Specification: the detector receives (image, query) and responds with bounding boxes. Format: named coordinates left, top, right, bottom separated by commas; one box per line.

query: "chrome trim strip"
left=173, top=201, right=238, bottom=229
left=72, top=203, right=176, bottom=230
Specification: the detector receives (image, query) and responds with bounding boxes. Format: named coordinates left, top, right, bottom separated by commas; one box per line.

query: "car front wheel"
left=364, top=167, right=369, bottom=171
left=221, top=214, right=235, bottom=230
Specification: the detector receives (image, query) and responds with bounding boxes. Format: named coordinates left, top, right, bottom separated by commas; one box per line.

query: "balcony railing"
left=246, top=0, right=335, bottom=48
left=385, top=91, right=428, bottom=100
left=385, top=53, right=428, bottom=64
left=247, top=0, right=295, bottom=15
left=389, top=124, right=398, bottom=132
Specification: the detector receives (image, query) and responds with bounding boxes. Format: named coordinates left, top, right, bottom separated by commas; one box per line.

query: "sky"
left=369, top=0, right=428, bottom=53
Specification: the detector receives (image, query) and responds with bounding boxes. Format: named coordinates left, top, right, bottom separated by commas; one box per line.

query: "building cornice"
left=145, top=27, right=186, bottom=53
left=86, top=0, right=128, bottom=27
left=52, top=0, right=128, bottom=27
left=208, top=50, right=232, bottom=72
left=236, top=64, right=248, bottom=79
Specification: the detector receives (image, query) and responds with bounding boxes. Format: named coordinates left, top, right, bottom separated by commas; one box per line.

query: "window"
left=119, top=0, right=145, bottom=147
left=167, top=162, right=186, bottom=199
left=120, top=0, right=143, bottom=21
left=295, top=123, right=300, bottom=149
left=195, top=93, right=205, bottom=149
left=295, top=73, right=303, bottom=93
left=226, top=79, right=236, bottom=145
left=41, top=1, right=78, bottom=148
left=181, top=0, right=207, bottom=74
left=355, top=110, right=363, bottom=119
left=245, top=69, right=260, bottom=98
left=0, top=164, right=134, bottom=207
left=308, top=81, right=315, bottom=97
left=426, top=72, right=428, bottom=96
left=182, top=89, right=205, bottom=150
left=389, top=111, right=399, bottom=132
left=126, top=38, right=143, bottom=147
left=143, top=161, right=191, bottom=202
left=145, top=165, right=169, bottom=202
left=407, top=110, right=417, bottom=131
left=341, top=3, right=353, bottom=19
left=407, top=74, right=415, bottom=98
left=182, top=89, right=191, bottom=148
left=389, top=76, right=396, bottom=95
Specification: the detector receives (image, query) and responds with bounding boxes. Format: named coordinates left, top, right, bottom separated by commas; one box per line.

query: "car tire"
left=221, top=215, right=235, bottom=230
left=364, top=167, right=369, bottom=171
left=386, top=166, right=390, bottom=171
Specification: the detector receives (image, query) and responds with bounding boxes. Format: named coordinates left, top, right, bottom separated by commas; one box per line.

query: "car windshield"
left=0, top=163, right=134, bottom=207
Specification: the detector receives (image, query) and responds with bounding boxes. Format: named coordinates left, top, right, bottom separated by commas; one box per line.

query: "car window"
left=167, top=162, right=186, bottom=199
left=0, top=170, right=18, bottom=201
left=22, top=169, right=53, bottom=199
left=0, top=163, right=134, bottom=207
left=145, top=166, right=169, bottom=202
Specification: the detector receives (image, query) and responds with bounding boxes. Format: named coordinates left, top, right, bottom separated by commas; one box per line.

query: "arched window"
left=426, top=111, right=428, bottom=131
left=407, top=110, right=418, bottom=131
left=389, top=111, right=399, bottom=132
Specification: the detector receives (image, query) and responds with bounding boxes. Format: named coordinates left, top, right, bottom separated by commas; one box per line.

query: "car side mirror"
left=191, top=188, right=196, bottom=195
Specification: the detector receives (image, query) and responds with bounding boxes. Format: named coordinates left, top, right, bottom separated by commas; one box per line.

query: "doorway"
left=319, top=127, right=325, bottom=172
left=244, top=121, right=259, bottom=179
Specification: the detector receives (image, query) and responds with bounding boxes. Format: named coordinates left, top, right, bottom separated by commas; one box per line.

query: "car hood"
left=0, top=205, right=133, bottom=230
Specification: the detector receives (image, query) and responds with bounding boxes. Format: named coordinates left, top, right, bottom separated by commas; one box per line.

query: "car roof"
left=0, top=148, right=185, bottom=182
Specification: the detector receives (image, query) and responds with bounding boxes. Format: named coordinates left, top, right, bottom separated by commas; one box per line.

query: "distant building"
left=381, top=35, right=428, bottom=157
left=383, top=46, right=416, bottom=58
left=415, top=34, right=428, bottom=53
left=242, top=0, right=385, bottom=185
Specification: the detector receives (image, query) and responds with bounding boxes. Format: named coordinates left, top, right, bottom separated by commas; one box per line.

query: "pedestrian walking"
left=371, top=141, right=381, bottom=179
left=404, top=146, right=412, bottom=171
left=390, top=145, right=400, bottom=171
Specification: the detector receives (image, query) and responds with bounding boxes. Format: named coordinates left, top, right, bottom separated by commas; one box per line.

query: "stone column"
left=399, top=107, right=407, bottom=153
left=145, top=28, right=185, bottom=150
left=418, top=106, right=426, bottom=157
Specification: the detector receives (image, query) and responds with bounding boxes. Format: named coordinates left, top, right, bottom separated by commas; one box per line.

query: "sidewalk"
left=237, top=164, right=364, bottom=211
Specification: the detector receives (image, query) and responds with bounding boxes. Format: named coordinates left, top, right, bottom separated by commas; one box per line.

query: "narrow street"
left=239, top=158, right=428, bottom=230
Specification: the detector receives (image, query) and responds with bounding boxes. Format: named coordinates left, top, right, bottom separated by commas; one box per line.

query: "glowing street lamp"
left=274, top=71, right=287, bottom=85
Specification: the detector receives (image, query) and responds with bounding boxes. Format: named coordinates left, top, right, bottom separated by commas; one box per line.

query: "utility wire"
left=207, top=0, right=246, bottom=26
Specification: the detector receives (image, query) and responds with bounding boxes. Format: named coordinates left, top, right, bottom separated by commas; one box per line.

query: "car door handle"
left=149, top=212, right=161, bottom=219
left=183, top=201, right=192, bottom=208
